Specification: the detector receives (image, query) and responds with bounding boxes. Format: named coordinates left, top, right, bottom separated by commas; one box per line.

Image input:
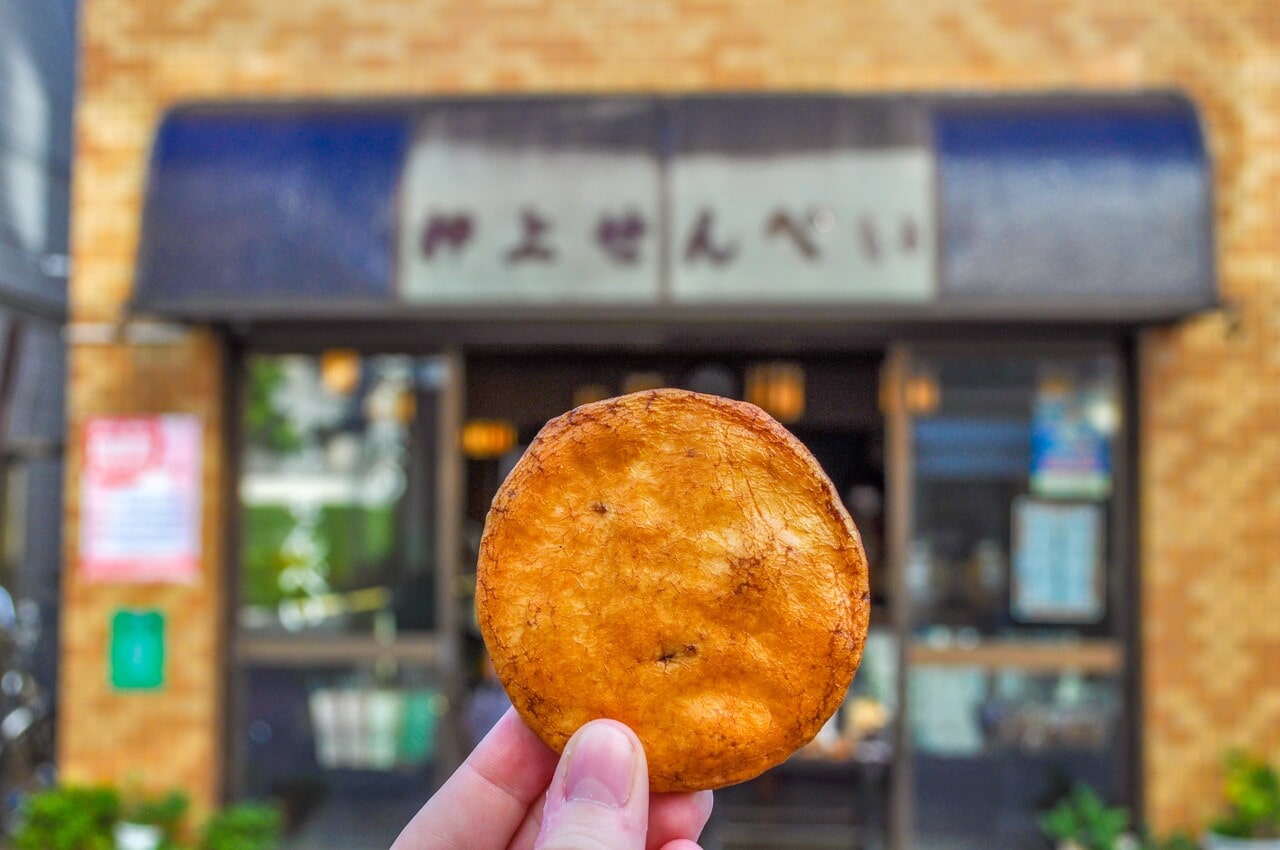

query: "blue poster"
left=1030, top=373, right=1112, bottom=500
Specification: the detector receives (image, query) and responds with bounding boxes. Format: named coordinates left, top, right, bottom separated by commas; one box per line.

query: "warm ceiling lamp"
left=319, top=349, right=361, bottom=396
left=904, top=372, right=940, bottom=415
left=746, top=361, right=805, bottom=423
left=461, top=419, right=517, bottom=459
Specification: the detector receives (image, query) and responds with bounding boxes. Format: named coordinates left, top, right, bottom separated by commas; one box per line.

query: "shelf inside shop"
left=907, top=637, right=1122, bottom=673
left=236, top=634, right=444, bottom=667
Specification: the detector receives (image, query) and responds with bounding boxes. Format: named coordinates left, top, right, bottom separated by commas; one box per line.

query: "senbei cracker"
left=476, top=389, right=870, bottom=792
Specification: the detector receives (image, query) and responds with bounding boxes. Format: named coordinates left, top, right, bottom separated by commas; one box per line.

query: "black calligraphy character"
left=596, top=213, right=648, bottom=265
left=419, top=213, right=474, bottom=259
left=684, top=209, right=738, bottom=265
left=505, top=208, right=556, bottom=264
left=857, top=215, right=882, bottom=264
left=764, top=210, right=820, bottom=260
left=900, top=217, right=920, bottom=253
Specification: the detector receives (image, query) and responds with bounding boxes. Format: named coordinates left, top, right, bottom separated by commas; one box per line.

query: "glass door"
left=885, top=344, right=1130, bottom=850
left=231, top=350, right=464, bottom=850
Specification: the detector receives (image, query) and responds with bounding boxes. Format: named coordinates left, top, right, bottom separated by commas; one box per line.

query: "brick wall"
left=68, top=0, right=1280, bottom=828
left=61, top=336, right=225, bottom=811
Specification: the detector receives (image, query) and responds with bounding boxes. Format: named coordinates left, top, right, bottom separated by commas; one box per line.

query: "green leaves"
left=13, top=786, right=121, bottom=850
left=201, top=804, right=283, bottom=850
left=13, top=787, right=283, bottom=850
left=123, top=788, right=191, bottom=848
left=1211, top=751, right=1280, bottom=839
left=1037, top=784, right=1131, bottom=850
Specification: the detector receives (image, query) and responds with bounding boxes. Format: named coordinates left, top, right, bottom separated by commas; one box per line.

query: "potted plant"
left=12, top=785, right=121, bottom=850
left=200, top=802, right=283, bottom=850
left=117, top=789, right=190, bottom=850
left=1205, top=751, right=1280, bottom=849
left=1038, top=784, right=1138, bottom=850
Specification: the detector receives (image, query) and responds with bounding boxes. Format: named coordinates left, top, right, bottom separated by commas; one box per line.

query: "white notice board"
left=1011, top=497, right=1105, bottom=623
left=80, top=415, right=203, bottom=584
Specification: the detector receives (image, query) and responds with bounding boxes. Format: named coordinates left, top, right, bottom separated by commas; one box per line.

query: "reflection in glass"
left=240, top=355, right=443, bottom=635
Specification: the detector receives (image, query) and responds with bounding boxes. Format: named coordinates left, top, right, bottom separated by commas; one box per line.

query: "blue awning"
left=934, top=96, right=1211, bottom=305
left=134, top=106, right=408, bottom=310
left=131, top=93, right=1214, bottom=324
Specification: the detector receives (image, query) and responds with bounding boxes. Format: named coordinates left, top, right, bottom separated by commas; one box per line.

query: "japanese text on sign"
left=399, top=141, right=935, bottom=305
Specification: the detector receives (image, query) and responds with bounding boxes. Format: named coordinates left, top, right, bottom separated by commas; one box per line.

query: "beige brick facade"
left=67, top=0, right=1280, bottom=829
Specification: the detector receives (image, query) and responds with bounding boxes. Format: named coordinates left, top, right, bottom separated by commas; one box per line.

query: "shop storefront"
left=105, top=93, right=1212, bottom=849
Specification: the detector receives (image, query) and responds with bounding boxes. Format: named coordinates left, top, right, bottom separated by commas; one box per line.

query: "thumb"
left=534, top=720, right=649, bottom=850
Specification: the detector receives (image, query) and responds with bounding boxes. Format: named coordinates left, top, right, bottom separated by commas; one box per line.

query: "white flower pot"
left=115, top=822, right=163, bottom=850
left=1204, top=833, right=1280, bottom=850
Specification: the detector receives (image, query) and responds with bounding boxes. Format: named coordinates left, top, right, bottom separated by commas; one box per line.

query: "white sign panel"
left=671, top=150, right=936, bottom=303
left=400, top=136, right=661, bottom=305
left=80, top=415, right=203, bottom=584
left=1011, top=498, right=1105, bottom=623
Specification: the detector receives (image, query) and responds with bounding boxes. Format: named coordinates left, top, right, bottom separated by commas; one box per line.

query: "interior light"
left=320, top=349, right=361, bottom=396
left=462, top=419, right=517, bottom=459
left=904, top=373, right=940, bottom=415
left=1085, top=396, right=1121, bottom=435
left=746, top=362, right=805, bottom=423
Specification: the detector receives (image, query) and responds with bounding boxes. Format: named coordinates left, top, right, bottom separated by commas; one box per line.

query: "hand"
left=391, top=708, right=713, bottom=850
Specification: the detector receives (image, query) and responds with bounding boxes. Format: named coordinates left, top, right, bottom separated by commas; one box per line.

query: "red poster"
left=80, top=415, right=202, bottom=583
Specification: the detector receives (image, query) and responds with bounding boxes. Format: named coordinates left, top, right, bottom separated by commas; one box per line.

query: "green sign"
left=110, top=609, right=165, bottom=690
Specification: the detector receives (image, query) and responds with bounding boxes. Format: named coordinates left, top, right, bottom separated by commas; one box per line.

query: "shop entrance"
left=229, top=339, right=1132, bottom=850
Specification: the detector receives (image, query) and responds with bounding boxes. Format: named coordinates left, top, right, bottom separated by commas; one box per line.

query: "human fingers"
left=391, top=708, right=559, bottom=850
left=505, top=789, right=547, bottom=850
left=509, top=789, right=713, bottom=850
left=533, top=720, right=649, bottom=850
left=657, top=841, right=704, bottom=850
left=646, top=791, right=713, bottom=850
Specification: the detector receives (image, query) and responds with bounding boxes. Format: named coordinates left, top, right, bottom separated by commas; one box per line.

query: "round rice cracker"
left=476, top=389, right=870, bottom=792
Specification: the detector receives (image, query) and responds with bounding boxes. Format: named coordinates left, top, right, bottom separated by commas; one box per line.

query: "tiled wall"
left=68, top=0, right=1279, bottom=828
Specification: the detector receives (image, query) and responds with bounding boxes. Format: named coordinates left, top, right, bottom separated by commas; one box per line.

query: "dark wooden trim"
left=221, top=331, right=246, bottom=803
left=1120, top=333, right=1144, bottom=820
left=882, top=346, right=915, bottom=850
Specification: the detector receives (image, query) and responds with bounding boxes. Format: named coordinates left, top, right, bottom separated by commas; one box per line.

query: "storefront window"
left=231, top=347, right=1131, bottom=850
left=235, top=353, right=456, bottom=849
left=905, top=352, right=1126, bottom=849
left=240, top=354, right=443, bottom=636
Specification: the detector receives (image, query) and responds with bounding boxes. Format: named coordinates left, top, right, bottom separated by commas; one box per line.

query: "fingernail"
left=564, top=723, right=635, bottom=808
